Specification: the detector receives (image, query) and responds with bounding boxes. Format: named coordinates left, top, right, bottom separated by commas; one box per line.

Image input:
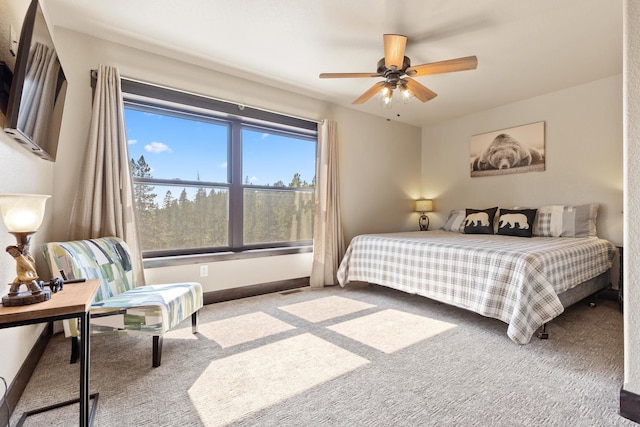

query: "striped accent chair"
left=41, top=237, right=203, bottom=367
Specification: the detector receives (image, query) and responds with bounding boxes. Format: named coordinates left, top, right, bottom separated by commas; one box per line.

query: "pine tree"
left=289, top=173, right=302, bottom=188
left=130, top=156, right=158, bottom=250
left=130, top=156, right=157, bottom=211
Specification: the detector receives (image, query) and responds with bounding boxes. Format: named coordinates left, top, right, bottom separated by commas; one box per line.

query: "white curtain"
left=310, top=120, right=345, bottom=287
left=68, top=65, right=145, bottom=286
left=18, top=42, right=59, bottom=146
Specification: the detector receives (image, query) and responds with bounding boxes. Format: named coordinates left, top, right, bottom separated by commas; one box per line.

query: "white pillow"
left=441, top=210, right=466, bottom=233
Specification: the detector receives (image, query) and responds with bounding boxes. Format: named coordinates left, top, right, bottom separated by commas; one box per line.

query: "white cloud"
left=128, top=139, right=137, bottom=145
left=261, top=133, right=269, bottom=139
left=144, top=141, right=172, bottom=153
left=248, top=176, right=258, bottom=183
left=219, top=162, right=228, bottom=169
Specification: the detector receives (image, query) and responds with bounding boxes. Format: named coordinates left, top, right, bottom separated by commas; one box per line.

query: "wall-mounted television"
left=2, top=0, right=67, bottom=161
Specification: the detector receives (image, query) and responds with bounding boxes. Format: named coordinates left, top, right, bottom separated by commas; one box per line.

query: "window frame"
left=120, top=79, right=318, bottom=260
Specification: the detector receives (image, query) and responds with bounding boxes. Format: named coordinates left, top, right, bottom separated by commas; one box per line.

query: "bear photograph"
left=470, top=121, right=545, bottom=177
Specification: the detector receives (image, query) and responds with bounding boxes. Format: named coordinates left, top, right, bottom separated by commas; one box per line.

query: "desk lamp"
left=0, top=194, right=51, bottom=306
left=415, top=199, right=433, bottom=231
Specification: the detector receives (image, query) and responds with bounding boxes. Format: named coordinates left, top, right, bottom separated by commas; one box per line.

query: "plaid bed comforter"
left=336, top=231, right=616, bottom=344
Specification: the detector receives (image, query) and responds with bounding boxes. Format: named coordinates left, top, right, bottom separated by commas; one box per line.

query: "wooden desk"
left=0, top=279, right=100, bottom=426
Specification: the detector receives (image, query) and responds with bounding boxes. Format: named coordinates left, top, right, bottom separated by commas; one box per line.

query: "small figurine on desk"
left=2, top=245, right=52, bottom=306
left=48, top=277, right=64, bottom=293
left=6, top=245, right=44, bottom=295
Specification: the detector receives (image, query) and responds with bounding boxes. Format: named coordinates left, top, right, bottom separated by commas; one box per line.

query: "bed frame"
left=538, top=270, right=610, bottom=339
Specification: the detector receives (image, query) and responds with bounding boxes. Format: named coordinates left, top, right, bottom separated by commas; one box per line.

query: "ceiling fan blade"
left=353, top=82, right=386, bottom=104
left=383, top=34, right=407, bottom=70
left=319, top=72, right=380, bottom=78
left=406, top=55, right=478, bottom=77
left=403, top=78, right=437, bottom=102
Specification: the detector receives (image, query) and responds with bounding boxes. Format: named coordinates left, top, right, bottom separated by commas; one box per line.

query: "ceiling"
left=44, top=0, right=622, bottom=127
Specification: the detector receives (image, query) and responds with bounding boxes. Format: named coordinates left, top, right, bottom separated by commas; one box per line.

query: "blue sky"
left=124, top=108, right=316, bottom=186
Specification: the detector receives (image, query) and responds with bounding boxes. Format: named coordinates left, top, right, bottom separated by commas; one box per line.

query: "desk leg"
left=13, top=309, right=98, bottom=427
left=79, top=311, right=90, bottom=426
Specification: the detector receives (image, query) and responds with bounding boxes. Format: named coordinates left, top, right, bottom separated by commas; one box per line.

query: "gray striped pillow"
left=532, top=204, right=598, bottom=237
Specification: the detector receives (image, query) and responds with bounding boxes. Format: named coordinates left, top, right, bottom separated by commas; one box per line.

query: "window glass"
left=132, top=183, right=229, bottom=252
left=244, top=188, right=314, bottom=245
left=242, top=127, right=316, bottom=187
left=122, top=95, right=316, bottom=257
left=125, top=108, right=229, bottom=183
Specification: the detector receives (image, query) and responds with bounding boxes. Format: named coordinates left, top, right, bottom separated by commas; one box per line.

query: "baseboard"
left=0, top=324, right=51, bottom=426
left=203, top=277, right=310, bottom=305
left=620, top=387, right=640, bottom=422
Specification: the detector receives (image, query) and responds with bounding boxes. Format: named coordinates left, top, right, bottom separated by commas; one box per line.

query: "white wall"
left=0, top=133, right=54, bottom=386
left=623, top=0, right=640, bottom=396
left=0, top=0, right=55, bottom=393
left=49, top=29, right=422, bottom=293
left=145, top=253, right=313, bottom=292
left=422, top=74, right=623, bottom=246
left=329, top=105, right=422, bottom=243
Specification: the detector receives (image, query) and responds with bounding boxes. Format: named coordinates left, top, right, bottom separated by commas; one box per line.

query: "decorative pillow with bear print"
left=463, top=207, right=498, bottom=234
left=497, top=208, right=538, bottom=237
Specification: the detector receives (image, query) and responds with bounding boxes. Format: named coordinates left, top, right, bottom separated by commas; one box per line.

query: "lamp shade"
left=415, top=199, right=433, bottom=213
left=0, top=194, right=50, bottom=232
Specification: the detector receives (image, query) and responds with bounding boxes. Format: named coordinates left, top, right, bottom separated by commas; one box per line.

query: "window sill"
left=143, top=246, right=313, bottom=269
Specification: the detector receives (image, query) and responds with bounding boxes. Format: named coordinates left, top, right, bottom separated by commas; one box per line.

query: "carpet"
left=189, top=333, right=369, bottom=426
left=327, top=308, right=457, bottom=354
left=279, top=295, right=375, bottom=322
left=10, top=282, right=632, bottom=426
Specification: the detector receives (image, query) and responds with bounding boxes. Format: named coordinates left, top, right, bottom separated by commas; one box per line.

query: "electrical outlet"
left=199, top=265, right=208, bottom=277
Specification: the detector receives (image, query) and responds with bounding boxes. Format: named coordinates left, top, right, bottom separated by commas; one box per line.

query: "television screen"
left=2, top=0, right=67, bottom=161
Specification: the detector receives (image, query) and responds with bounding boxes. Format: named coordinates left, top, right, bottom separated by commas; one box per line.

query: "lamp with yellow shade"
left=415, top=199, right=434, bottom=231
left=0, top=194, right=52, bottom=306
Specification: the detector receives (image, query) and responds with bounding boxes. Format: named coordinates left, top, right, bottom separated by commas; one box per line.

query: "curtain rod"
left=90, top=69, right=324, bottom=125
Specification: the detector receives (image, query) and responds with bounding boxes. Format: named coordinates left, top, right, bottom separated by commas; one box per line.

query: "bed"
left=336, top=227, right=616, bottom=344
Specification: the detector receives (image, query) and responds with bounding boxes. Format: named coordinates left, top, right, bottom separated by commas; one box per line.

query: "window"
left=121, top=81, right=317, bottom=258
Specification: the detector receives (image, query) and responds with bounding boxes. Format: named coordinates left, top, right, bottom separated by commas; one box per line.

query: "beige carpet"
left=279, top=295, right=376, bottom=322
left=197, top=311, right=296, bottom=348
left=327, top=308, right=457, bottom=354
left=189, top=333, right=369, bottom=426
left=10, top=282, right=633, bottom=426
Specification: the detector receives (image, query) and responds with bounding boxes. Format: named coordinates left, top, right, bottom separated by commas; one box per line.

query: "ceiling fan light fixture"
left=382, top=90, right=393, bottom=108
left=376, top=82, right=392, bottom=108
left=320, top=34, right=476, bottom=106
left=400, top=84, right=413, bottom=103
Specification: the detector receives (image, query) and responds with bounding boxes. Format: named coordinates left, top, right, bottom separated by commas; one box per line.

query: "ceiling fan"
left=319, top=34, right=478, bottom=105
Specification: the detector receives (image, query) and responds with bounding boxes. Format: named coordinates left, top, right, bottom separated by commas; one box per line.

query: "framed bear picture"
left=470, top=121, right=545, bottom=177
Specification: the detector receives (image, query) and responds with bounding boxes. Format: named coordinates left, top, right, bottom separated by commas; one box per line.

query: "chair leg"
left=152, top=335, right=163, bottom=367
left=192, top=311, right=199, bottom=334
left=70, top=336, right=80, bottom=364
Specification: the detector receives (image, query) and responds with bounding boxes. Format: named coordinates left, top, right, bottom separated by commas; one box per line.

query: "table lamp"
left=415, top=199, right=433, bottom=231
left=0, top=194, right=51, bottom=306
